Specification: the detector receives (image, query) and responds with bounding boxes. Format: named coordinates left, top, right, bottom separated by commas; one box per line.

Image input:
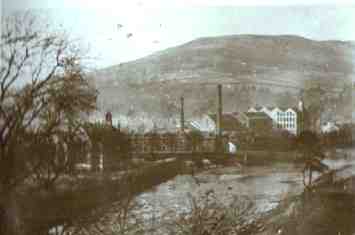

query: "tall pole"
left=298, top=89, right=306, bottom=135
left=217, top=84, right=222, bottom=136
left=216, top=84, right=223, bottom=152
left=180, top=96, right=185, bottom=133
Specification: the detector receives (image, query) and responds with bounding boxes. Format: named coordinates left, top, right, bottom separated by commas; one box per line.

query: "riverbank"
left=17, top=147, right=354, bottom=234
left=17, top=155, right=239, bottom=234
left=257, top=158, right=355, bottom=235
left=130, top=148, right=355, bottom=234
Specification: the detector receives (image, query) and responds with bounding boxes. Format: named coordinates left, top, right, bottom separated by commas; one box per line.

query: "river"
left=135, top=148, right=355, bottom=225
left=52, top=148, right=355, bottom=234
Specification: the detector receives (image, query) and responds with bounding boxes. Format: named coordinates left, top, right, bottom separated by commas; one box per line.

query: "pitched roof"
left=265, top=106, right=276, bottom=110
left=208, top=113, right=244, bottom=131
left=244, top=112, right=272, bottom=120
left=185, top=121, right=202, bottom=132
left=250, top=105, right=300, bottom=113
left=248, top=106, right=263, bottom=111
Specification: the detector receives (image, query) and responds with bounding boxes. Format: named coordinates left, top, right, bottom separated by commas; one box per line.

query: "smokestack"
left=298, top=100, right=304, bottom=112
left=217, top=84, right=222, bottom=136
left=298, top=100, right=304, bottom=136
left=180, top=96, right=184, bottom=132
left=105, top=111, right=113, bottom=127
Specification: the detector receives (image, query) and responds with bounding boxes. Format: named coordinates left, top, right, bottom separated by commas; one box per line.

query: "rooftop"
left=208, top=113, right=245, bottom=131
left=249, top=105, right=300, bottom=112
left=244, top=112, right=272, bottom=119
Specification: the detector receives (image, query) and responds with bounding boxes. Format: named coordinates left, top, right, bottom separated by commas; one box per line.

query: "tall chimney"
left=180, top=96, right=184, bottom=132
left=217, top=84, right=222, bottom=136
left=298, top=100, right=304, bottom=136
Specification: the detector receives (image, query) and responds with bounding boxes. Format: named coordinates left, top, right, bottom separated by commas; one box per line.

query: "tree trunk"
left=308, top=168, right=313, bottom=187
left=0, top=193, right=23, bottom=235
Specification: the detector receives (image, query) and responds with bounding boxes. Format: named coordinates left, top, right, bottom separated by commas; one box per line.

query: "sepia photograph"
left=1, top=0, right=355, bottom=234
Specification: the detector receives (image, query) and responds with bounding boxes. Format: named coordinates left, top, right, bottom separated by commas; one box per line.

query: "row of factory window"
left=277, top=112, right=295, bottom=118
left=277, top=122, right=296, bottom=129
left=277, top=117, right=296, bottom=123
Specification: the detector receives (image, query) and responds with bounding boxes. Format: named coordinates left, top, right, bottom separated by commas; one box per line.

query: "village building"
left=247, top=102, right=304, bottom=135
left=237, top=112, right=273, bottom=135
left=321, top=121, right=340, bottom=134
left=189, top=113, right=247, bottom=153
left=189, top=113, right=246, bottom=135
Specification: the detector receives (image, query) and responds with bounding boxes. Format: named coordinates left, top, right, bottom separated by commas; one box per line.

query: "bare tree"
left=68, top=173, right=143, bottom=235
left=0, top=11, right=96, bottom=235
left=165, top=191, right=263, bottom=235
left=296, top=131, right=329, bottom=188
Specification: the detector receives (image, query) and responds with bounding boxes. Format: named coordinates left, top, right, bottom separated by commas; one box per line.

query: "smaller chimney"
left=180, top=96, right=185, bottom=132
left=105, top=111, right=113, bottom=127
left=298, top=100, right=304, bottom=112
left=216, top=84, right=222, bottom=136
left=297, top=100, right=305, bottom=135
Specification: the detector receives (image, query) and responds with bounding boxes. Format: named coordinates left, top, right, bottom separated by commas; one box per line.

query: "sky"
left=3, top=0, right=355, bottom=68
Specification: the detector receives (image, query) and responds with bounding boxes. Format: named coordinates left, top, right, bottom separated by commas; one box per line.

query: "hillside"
left=90, top=35, right=355, bottom=130
left=94, top=35, right=354, bottom=84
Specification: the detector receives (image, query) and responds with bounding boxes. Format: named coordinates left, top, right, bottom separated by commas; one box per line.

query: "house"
left=321, top=122, right=339, bottom=133
left=237, top=112, right=273, bottom=134
left=247, top=102, right=304, bottom=135
left=189, top=115, right=216, bottom=133
left=228, top=142, right=237, bottom=153
left=189, top=113, right=246, bottom=153
left=273, top=108, right=299, bottom=135
left=189, top=113, right=246, bottom=135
